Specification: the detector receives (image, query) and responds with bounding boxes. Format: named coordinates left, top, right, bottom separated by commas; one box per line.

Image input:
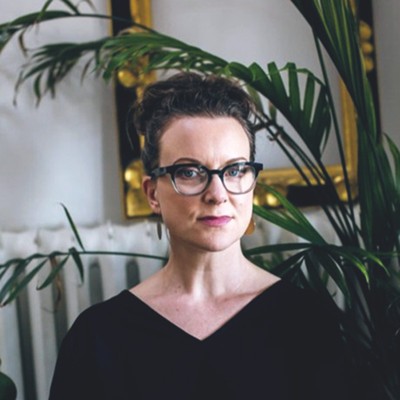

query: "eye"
left=225, top=164, right=246, bottom=178
left=175, top=166, right=204, bottom=180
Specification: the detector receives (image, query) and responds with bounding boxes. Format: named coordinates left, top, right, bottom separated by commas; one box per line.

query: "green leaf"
left=287, top=62, right=301, bottom=124
left=267, top=62, right=288, bottom=110
left=302, top=69, right=316, bottom=125
left=309, top=86, right=331, bottom=157
left=60, top=203, right=86, bottom=251
left=0, top=370, right=17, bottom=400
left=254, top=185, right=326, bottom=245
left=303, top=251, right=333, bottom=298
left=245, top=84, right=265, bottom=115
left=244, top=242, right=311, bottom=256
left=6, top=10, right=72, bottom=27
left=329, top=246, right=370, bottom=284
left=385, top=134, right=400, bottom=197
left=290, top=0, right=378, bottom=139
left=0, top=260, right=30, bottom=305
left=227, top=62, right=252, bottom=81
left=271, top=251, right=306, bottom=279
left=311, top=248, right=351, bottom=303
left=69, top=247, right=85, bottom=283
left=36, top=256, right=69, bottom=290
left=1, top=259, right=48, bottom=306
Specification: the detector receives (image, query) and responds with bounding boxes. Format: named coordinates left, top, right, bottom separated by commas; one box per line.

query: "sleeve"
left=48, top=312, right=104, bottom=400
left=294, top=292, right=352, bottom=400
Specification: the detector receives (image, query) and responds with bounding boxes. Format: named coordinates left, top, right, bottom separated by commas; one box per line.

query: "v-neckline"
left=123, top=279, right=284, bottom=343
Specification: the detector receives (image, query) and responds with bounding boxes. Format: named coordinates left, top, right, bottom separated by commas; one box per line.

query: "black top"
left=49, top=280, right=350, bottom=399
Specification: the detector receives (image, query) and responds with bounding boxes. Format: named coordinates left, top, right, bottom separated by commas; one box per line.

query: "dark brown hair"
left=134, top=72, right=257, bottom=175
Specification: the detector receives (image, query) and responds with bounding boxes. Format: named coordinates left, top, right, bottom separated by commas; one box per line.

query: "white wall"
left=0, top=0, right=123, bottom=231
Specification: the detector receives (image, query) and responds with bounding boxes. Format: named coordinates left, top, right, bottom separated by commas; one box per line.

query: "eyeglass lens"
left=173, top=164, right=257, bottom=195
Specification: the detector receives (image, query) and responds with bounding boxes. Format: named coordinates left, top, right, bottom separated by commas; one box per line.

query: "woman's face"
left=143, top=116, right=254, bottom=254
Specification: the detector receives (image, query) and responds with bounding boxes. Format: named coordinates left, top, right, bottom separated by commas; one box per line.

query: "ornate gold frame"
left=129, top=0, right=152, bottom=30
left=119, top=0, right=373, bottom=215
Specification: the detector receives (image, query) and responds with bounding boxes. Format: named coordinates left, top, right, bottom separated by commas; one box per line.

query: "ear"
left=142, top=176, right=161, bottom=214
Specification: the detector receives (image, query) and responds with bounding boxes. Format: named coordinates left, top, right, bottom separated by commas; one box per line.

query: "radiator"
left=0, top=220, right=169, bottom=400
left=0, top=210, right=341, bottom=400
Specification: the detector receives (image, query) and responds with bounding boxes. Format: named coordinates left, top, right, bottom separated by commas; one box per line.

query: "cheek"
left=235, top=194, right=254, bottom=217
left=158, top=187, right=194, bottom=217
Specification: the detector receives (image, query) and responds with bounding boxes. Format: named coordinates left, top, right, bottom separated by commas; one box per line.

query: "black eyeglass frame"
left=150, top=161, right=264, bottom=196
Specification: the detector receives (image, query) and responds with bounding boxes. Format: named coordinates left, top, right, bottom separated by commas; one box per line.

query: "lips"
left=198, top=216, right=232, bottom=227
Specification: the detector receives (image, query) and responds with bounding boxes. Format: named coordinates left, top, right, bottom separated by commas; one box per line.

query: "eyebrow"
left=172, top=157, right=248, bottom=166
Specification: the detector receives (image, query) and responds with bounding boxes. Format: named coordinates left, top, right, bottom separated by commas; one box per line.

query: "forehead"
left=159, top=116, right=251, bottom=165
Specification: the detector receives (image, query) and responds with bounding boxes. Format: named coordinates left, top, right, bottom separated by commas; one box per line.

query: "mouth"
left=198, top=216, right=232, bottom=227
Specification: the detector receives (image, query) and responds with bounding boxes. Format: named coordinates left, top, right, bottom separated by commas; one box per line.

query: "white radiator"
left=0, top=209, right=341, bottom=400
left=0, top=220, right=169, bottom=400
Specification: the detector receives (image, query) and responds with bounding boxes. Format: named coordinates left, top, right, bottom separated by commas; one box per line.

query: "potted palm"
left=0, top=361, right=17, bottom=400
left=0, top=1, right=399, bottom=399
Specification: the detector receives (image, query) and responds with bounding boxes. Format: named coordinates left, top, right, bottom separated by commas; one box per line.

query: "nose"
left=203, top=174, right=228, bottom=204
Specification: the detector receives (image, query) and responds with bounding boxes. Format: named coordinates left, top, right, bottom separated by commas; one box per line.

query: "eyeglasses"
left=150, top=161, right=263, bottom=196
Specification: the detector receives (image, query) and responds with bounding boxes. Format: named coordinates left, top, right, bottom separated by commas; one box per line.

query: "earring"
left=156, top=219, right=163, bottom=240
left=244, top=216, right=256, bottom=235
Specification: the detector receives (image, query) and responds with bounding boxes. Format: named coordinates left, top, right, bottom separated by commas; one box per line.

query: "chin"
left=194, top=233, right=242, bottom=253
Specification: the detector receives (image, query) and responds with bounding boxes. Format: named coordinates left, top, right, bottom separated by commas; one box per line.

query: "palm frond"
left=290, top=0, right=377, bottom=139
left=0, top=248, right=167, bottom=306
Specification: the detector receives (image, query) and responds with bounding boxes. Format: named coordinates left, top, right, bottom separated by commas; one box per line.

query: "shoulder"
left=50, top=292, right=136, bottom=399
left=66, top=291, right=136, bottom=337
left=265, top=279, right=343, bottom=337
left=273, top=279, right=338, bottom=311
left=266, top=280, right=346, bottom=366
left=79, top=290, right=129, bottom=316
left=56, top=290, right=145, bottom=363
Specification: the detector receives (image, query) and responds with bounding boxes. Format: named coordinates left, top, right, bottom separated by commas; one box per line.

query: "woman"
left=49, top=72, right=350, bottom=399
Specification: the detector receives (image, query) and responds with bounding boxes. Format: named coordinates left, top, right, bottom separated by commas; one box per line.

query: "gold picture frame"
left=114, top=0, right=377, bottom=216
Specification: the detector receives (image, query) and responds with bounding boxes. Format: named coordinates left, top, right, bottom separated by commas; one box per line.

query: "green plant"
left=1, top=1, right=399, bottom=399
left=0, top=358, right=17, bottom=400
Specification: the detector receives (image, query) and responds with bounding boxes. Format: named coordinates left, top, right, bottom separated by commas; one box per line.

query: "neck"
left=161, top=243, right=253, bottom=299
